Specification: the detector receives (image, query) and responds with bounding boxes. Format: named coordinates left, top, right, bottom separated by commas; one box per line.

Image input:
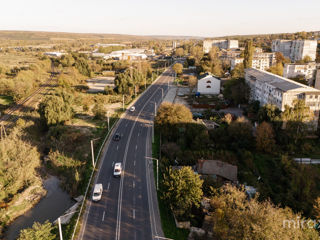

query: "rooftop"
left=246, top=68, right=320, bottom=92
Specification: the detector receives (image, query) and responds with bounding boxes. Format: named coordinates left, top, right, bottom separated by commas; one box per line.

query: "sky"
left=0, top=0, right=319, bottom=37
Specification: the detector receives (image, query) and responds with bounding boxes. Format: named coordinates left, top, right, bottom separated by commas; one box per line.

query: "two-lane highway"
left=78, top=68, right=174, bottom=240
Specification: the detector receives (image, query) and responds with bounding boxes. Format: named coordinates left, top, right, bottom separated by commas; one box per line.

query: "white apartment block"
left=272, top=39, right=317, bottom=61
left=283, top=62, right=318, bottom=84
left=230, top=52, right=276, bottom=71
left=245, top=68, right=320, bottom=128
left=203, top=39, right=239, bottom=53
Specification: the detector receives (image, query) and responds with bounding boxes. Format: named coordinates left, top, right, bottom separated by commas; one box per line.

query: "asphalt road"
left=78, top=68, right=174, bottom=240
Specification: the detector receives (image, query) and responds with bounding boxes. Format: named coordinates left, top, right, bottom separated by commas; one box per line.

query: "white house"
left=197, top=73, right=221, bottom=95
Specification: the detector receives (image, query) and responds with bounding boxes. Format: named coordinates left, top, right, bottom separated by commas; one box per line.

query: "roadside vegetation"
left=0, top=35, right=172, bottom=239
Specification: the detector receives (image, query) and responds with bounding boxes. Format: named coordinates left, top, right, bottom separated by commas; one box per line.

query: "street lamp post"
left=57, top=211, right=79, bottom=240
left=146, top=157, right=159, bottom=190
left=122, top=95, right=125, bottom=110
left=154, top=236, right=174, bottom=240
left=90, top=138, right=100, bottom=167
left=58, top=217, right=63, bottom=240
left=107, top=111, right=110, bottom=132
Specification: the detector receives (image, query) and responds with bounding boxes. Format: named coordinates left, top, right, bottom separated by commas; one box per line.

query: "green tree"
left=0, top=129, right=41, bottom=205
left=18, top=221, right=56, bottom=240
left=92, top=102, right=106, bottom=119
left=282, top=99, right=314, bottom=143
left=208, top=184, right=319, bottom=240
left=228, top=117, right=253, bottom=149
left=243, top=40, right=253, bottom=69
left=172, top=63, right=183, bottom=75
left=162, top=166, right=203, bottom=218
left=275, top=52, right=291, bottom=65
left=223, top=78, right=249, bottom=105
left=268, top=62, right=283, bottom=76
left=190, top=45, right=204, bottom=65
left=231, top=63, right=244, bottom=79
left=38, top=91, right=74, bottom=126
left=155, top=102, right=193, bottom=141
left=175, top=48, right=184, bottom=57
left=256, top=121, right=276, bottom=153
left=302, top=55, right=312, bottom=63
left=74, top=57, right=91, bottom=77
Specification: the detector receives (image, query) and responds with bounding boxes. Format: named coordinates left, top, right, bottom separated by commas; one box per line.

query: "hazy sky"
left=1, top=0, right=319, bottom=37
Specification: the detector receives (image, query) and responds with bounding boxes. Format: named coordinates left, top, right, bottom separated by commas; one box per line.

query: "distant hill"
left=0, top=30, right=203, bottom=42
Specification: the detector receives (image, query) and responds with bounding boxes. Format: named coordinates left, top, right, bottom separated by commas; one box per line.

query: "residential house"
left=197, top=73, right=221, bottom=95
left=197, top=159, right=238, bottom=182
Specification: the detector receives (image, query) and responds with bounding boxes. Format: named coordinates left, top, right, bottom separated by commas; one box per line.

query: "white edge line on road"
left=146, top=126, right=158, bottom=238
left=115, top=69, right=171, bottom=240
left=77, top=66, right=171, bottom=240
left=115, top=81, right=166, bottom=240
left=102, top=211, right=105, bottom=221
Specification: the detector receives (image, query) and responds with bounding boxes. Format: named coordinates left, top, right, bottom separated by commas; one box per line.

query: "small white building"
left=44, top=52, right=66, bottom=57
left=103, top=48, right=148, bottom=60
left=197, top=73, right=221, bottom=95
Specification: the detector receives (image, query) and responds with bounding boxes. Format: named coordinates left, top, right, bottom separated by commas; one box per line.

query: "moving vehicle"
left=113, top=162, right=122, bottom=177
left=113, top=133, right=121, bottom=141
left=130, top=106, right=135, bottom=112
left=92, top=183, right=103, bottom=201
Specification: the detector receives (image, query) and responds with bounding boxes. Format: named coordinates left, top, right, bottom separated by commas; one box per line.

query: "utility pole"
left=145, top=76, right=147, bottom=89
left=90, top=140, right=95, bottom=167
left=122, top=95, right=125, bottom=111
left=152, top=122, right=154, bottom=143
left=107, top=111, right=110, bottom=132
left=58, top=217, right=63, bottom=240
left=90, top=137, right=101, bottom=168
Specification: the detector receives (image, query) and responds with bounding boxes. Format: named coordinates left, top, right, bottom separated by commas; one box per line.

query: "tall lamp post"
left=90, top=137, right=100, bottom=167
left=57, top=211, right=79, bottom=240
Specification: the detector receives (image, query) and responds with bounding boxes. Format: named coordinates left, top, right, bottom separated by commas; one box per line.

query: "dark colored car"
left=113, top=133, right=121, bottom=141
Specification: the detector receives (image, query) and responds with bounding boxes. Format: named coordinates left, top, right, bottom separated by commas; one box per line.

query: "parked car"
left=113, top=133, right=121, bottom=141
left=92, top=183, right=103, bottom=201
left=113, top=162, right=122, bottom=177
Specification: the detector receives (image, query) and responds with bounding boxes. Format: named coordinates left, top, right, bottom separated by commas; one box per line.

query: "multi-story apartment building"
left=272, top=39, right=317, bottom=61
left=203, top=39, right=239, bottom=53
left=283, top=62, right=318, bottom=84
left=230, top=52, right=276, bottom=71
left=245, top=68, right=320, bottom=128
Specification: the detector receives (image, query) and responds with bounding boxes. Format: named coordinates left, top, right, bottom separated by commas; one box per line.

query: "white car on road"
left=92, top=183, right=103, bottom=201
left=130, top=106, right=135, bottom=112
left=113, top=162, right=122, bottom=177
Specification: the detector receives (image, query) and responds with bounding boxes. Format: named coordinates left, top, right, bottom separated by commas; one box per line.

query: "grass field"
left=0, top=52, right=37, bottom=67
